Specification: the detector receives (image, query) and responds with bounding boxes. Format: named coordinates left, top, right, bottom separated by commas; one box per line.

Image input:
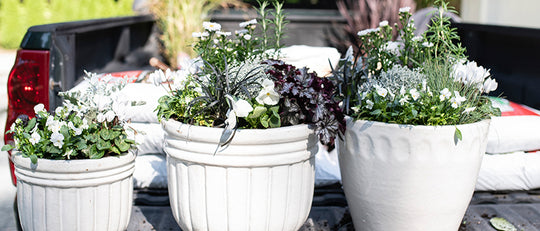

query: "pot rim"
left=345, top=116, right=491, bottom=130
left=12, top=150, right=136, bottom=173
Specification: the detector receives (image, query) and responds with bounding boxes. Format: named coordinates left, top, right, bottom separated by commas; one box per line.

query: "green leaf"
left=489, top=217, right=517, bottom=231
left=1, top=144, right=14, bottom=151
left=454, top=127, right=462, bottom=141
left=370, top=109, right=382, bottom=116
left=114, top=139, right=130, bottom=153
left=110, top=146, right=121, bottom=154
left=96, top=140, right=111, bottom=151
left=30, top=154, right=38, bottom=164
left=100, top=129, right=111, bottom=140
left=249, top=106, right=267, bottom=119
left=260, top=114, right=269, bottom=128
left=269, top=114, right=281, bottom=128
left=25, top=118, right=37, bottom=132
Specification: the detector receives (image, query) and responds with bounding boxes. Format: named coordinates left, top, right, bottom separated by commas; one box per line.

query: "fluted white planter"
left=162, top=119, right=317, bottom=231
left=13, top=152, right=136, bottom=231
left=338, top=118, right=490, bottom=231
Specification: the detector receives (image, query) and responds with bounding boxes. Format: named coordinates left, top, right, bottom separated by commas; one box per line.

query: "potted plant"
left=330, top=1, right=500, bottom=230
left=151, top=1, right=344, bottom=230
left=2, top=73, right=138, bottom=231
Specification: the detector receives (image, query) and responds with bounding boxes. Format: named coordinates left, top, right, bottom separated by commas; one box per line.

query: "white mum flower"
left=357, top=28, right=380, bottom=37
left=239, top=19, right=257, bottom=28
left=235, top=29, right=249, bottom=35
left=50, top=132, right=64, bottom=148
left=256, top=79, right=280, bottom=105
left=34, top=104, right=46, bottom=114
left=244, top=34, right=252, bottom=40
left=412, top=36, right=423, bottom=42
left=192, top=32, right=203, bottom=38
left=379, top=20, right=389, bottom=27
left=439, top=88, right=451, bottom=101
left=216, top=31, right=232, bottom=37
left=202, top=21, right=221, bottom=31
left=410, top=89, right=420, bottom=100
left=399, top=7, right=411, bottom=13
left=29, top=132, right=41, bottom=145
left=384, top=41, right=401, bottom=55
left=422, top=42, right=434, bottom=48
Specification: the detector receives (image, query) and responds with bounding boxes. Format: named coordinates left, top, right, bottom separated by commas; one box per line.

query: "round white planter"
left=162, top=119, right=317, bottom=231
left=338, top=118, right=490, bottom=231
left=13, top=152, right=136, bottom=231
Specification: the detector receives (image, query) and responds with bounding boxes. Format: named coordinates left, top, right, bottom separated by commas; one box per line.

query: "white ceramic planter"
left=338, top=118, right=490, bottom=231
left=13, top=152, right=136, bottom=231
left=162, top=119, right=317, bottom=231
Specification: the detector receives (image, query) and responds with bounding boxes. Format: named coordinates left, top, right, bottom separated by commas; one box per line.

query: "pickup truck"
left=5, top=13, right=540, bottom=230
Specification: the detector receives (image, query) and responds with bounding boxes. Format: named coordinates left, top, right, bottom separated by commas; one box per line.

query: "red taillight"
left=4, top=49, right=50, bottom=185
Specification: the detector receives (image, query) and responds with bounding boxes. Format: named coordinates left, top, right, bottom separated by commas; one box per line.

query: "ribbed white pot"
left=338, top=118, right=490, bottom=231
left=162, top=119, right=317, bottom=231
left=13, top=152, right=135, bottom=231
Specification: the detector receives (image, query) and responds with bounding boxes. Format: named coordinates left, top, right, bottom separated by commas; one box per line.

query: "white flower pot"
left=338, top=118, right=490, bottom=231
left=13, top=152, right=136, bottom=231
left=162, top=119, right=317, bottom=231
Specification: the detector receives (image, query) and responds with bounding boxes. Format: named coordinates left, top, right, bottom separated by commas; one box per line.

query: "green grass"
left=0, top=0, right=134, bottom=49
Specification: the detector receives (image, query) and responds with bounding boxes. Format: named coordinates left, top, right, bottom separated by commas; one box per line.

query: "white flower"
left=400, top=86, right=406, bottom=95
left=410, top=89, right=420, bottom=100
left=216, top=31, right=231, bottom=37
left=213, top=39, right=219, bottom=44
left=344, top=46, right=354, bottom=64
left=192, top=32, right=203, bottom=38
left=80, top=119, right=89, bottom=130
left=256, top=79, right=280, bottom=105
left=93, top=94, right=112, bottom=111
left=235, top=29, right=249, bottom=35
left=379, top=20, right=389, bottom=27
left=50, top=132, right=64, bottom=148
left=482, top=78, right=498, bottom=93
left=29, top=132, right=41, bottom=145
left=63, top=149, right=73, bottom=160
left=243, top=34, right=252, bottom=40
left=452, top=61, right=490, bottom=86
left=412, top=36, right=423, bottom=42
left=97, top=113, right=106, bottom=123
left=148, top=69, right=167, bottom=86
left=422, top=42, right=434, bottom=48
left=224, top=95, right=254, bottom=128
left=68, top=122, right=82, bottom=136
left=239, top=19, right=257, bottom=28
left=104, top=111, right=116, bottom=122
left=357, top=28, right=380, bottom=36
left=439, top=88, right=451, bottom=101
left=399, top=95, right=410, bottom=105
left=463, top=107, right=476, bottom=114
left=365, top=100, right=374, bottom=110
left=47, top=118, right=62, bottom=133
left=422, top=79, right=427, bottom=91
left=202, top=21, right=221, bottom=31
left=450, top=91, right=467, bottom=108
left=399, top=7, right=411, bottom=13
left=34, top=104, right=46, bottom=114
left=375, top=85, right=388, bottom=97
left=55, top=107, right=64, bottom=115
left=384, top=41, right=401, bottom=55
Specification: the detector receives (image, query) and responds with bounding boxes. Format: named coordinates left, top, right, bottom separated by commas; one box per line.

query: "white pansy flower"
left=450, top=91, right=467, bottom=108
left=482, top=78, right=498, bottom=93
left=239, top=19, right=257, bottom=28
left=399, top=95, right=410, bottom=105
left=224, top=95, right=254, bottom=128
left=68, top=121, right=82, bottom=135
left=50, top=132, right=64, bottom=148
left=410, top=89, right=420, bottom=100
left=439, top=88, right=451, bottom=101
left=202, top=21, right=221, bottom=32
left=34, top=104, right=46, bottom=114
left=256, top=79, right=280, bottom=105
left=399, top=7, right=411, bottom=13
left=365, top=100, right=374, bottom=110
left=375, top=85, right=388, bottom=97
left=29, top=132, right=41, bottom=145
left=47, top=119, right=62, bottom=133
left=379, top=20, right=389, bottom=27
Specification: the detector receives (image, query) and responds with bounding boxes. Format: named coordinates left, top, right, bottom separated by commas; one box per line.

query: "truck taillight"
left=4, top=49, right=50, bottom=185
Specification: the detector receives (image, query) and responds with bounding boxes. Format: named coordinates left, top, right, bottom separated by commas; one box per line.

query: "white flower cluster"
left=452, top=61, right=498, bottom=93
left=357, top=28, right=380, bottom=37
